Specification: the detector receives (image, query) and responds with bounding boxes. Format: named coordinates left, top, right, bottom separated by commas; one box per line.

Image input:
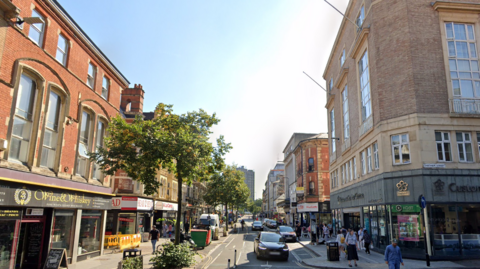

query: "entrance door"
left=15, top=218, right=45, bottom=269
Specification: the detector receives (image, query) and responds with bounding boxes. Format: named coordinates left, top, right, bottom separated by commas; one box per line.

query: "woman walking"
left=336, top=231, right=347, bottom=259
left=345, top=230, right=359, bottom=267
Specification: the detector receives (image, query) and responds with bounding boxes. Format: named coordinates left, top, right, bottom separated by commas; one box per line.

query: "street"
left=196, top=215, right=317, bottom=269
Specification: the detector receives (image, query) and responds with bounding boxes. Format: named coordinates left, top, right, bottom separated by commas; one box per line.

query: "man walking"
left=149, top=225, right=160, bottom=254
left=384, top=239, right=404, bottom=269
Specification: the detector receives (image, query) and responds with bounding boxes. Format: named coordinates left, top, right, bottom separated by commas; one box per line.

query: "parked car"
left=262, top=218, right=271, bottom=225
left=265, top=220, right=277, bottom=229
left=254, top=232, right=289, bottom=260
left=252, top=221, right=263, bottom=231
left=277, top=226, right=297, bottom=242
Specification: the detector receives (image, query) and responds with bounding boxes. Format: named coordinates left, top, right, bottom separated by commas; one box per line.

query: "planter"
left=118, top=255, right=143, bottom=269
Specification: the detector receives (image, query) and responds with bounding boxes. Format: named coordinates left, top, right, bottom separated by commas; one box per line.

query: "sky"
left=58, top=0, right=349, bottom=199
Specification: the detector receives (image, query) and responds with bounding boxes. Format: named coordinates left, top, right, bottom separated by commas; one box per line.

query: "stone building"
left=324, top=0, right=480, bottom=259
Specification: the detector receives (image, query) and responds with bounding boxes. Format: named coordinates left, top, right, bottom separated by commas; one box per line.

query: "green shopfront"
left=330, top=169, right=480, bottom=260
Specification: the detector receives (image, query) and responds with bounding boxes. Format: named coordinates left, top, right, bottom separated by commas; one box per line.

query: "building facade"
left=265, top=162, right=284, bottom=218
left=236, top=166, right=255, bottom=200
left=0, top=0, right=131, bottom=266
left=293, top=134, right=330, bottom=226
left=282, top=133, right=318, bottom=225
left=324, top=0, right=480, bottom=259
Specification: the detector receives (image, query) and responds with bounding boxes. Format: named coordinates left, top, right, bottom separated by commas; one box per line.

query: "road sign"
left=420, top=196, right=426, bottom=209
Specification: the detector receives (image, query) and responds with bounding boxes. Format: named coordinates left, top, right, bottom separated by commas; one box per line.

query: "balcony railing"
left=450, top=98, right=480, bottom=114
left=359, top=115, right=373, bottom=137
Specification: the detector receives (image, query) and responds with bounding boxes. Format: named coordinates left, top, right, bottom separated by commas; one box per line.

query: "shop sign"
left=433, top=179, right=445, bottom=196
left=449, top=183, right=480, bottom=192
left=296, top=187, right=304, bottom=194
left=112, top=197, right=154, bottom=210
left=112, top=197, right=122, bottom=209
left=0, top=209, right=21, bottom=219
left=155, top=201, right=178, bottom=211
left=0, top=182, right=111, bottom=209
left=297, top=203, right=318, bottom=213
left=396, top=180, right=410, bottom=196
left=337, top=193, right=364, bottom=203
left=26, top=208, right=44, bottom=216
left=137, top=198, right=154, bottom=210
left=392, top=204, right=421, bottom=213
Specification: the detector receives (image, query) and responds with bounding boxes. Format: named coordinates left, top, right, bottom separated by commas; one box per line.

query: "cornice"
left=335, top=67, right=349, bottom=89
left=433, top=1, right=480, bottom=13
left=350, top=27, right=370, bottom=59
left=325, top=93, right=335, bottom=109
left=0, top=0, right=20, bottom=19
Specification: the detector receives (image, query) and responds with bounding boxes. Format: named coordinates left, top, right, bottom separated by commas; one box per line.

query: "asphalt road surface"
left=197, top=215, right=317, bottom=269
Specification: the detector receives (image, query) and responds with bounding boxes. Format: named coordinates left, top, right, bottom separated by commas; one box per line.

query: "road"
left=197, top=215, right=317, bottom=269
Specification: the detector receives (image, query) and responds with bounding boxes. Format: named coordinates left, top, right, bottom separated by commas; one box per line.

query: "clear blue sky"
left=59, top=0, right=348, bottom=199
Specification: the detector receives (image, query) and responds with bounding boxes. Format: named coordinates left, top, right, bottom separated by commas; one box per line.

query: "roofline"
left=322, top=0, right=355, bottom=79
left=292, top=135, right=329, bottom=154
left=47, top=0, right=130, bottom=85
left=282, top=133, right=319, bottom=153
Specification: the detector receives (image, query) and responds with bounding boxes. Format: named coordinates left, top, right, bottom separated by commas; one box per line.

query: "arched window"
left=92, top=118, right=107, bottom=182
left=40, top=88, right=65, bottom=170
left=76, top=109, right=93, bottom=178
left=126, top=100, right=132, bottom=112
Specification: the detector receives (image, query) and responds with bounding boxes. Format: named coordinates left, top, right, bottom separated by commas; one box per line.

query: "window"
left=330, top=109, right=336, bottom=153
left=342, top=86, right=349, bottom=139
left=456, top=132, right=473, bottom=162
left=367, top=147, right=372, bottom=173
left=356, top=6, right=365, bottom=28
left=477, top=132, right=480, bottom=157
left=28, top=9, right=45, bottom=46
left=361, top=151, right=366, bottom=175
left=359, top=50, right=372, bottom=122
left=172, top=182, right=178, bottom=201
left=349, top=159, right=353, bottom=181
left=373, top=142, right=379, bottom=169
left=41, top=91, right=61, bottom=169
left=309, top=181, right=315, bottom=195
left=56, top=34, right=68, bottom=66
left=391, top=134, right=410, bottom=165
left=329, top=78, right=333, bottom=92
left=102, top=76, right=109, bottom=100
left=330, top=172, right=334, bottom=188
left=308, top=157, right=314, bottom=171
left=159, top=177, right=167, bottom=198
left=79, top=210, right=102, bottom=253
left=92, top=120, right=106, bottom=181
left=76, top=111, right=92, bottom=177
left=353, top=157, right=357, bottom=179
left=341, top=165, right=345, bottom=184
left=436, top=132, right=452, bottom=162
left=340, top=49, right=346, bottom=66
left=345, top=162, right=350, bottom=183
left=445, top=23, right=480, bottom=98
left=10, top=74, right=37, bottom=163
left=87, top=63, right=96, bottom=88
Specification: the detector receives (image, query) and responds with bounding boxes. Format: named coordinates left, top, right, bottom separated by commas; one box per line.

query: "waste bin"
left=190, top=229, right=209, bottom=249
left=326, top=242, right=339, bottom=261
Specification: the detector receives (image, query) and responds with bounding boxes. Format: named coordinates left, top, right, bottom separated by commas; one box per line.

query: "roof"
left=48, top=0, right=130, bottom=85
left=283, top=133, right=319, bottom=154
left=143, top=112, right=155, bottom=120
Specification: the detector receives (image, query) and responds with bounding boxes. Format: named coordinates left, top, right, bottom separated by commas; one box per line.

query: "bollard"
left=228, top=259, right=231, bottom=269
left=234, top=249, right=237, bottom=268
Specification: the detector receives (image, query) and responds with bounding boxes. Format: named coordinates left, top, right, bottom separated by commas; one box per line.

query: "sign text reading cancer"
left=34, top=190, right=91, bottom=206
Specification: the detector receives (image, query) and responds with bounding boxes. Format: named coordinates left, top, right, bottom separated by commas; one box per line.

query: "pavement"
left=296, top=236, right=480, bottom=269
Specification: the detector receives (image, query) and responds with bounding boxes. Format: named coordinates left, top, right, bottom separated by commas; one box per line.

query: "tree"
left=90, top=103, right=231, bottom=244
left=246, top=198, right=262, bottom=217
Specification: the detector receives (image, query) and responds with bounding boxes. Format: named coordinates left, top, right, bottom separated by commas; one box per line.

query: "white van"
left=199, top=214, right=220, bottom=239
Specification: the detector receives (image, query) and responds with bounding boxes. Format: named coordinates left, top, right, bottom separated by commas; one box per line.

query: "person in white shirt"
left=358, top=228, right=364, bottom=250
left=336, top=231, right=347, bottom=259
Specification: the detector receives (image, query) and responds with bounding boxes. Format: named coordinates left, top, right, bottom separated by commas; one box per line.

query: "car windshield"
left=279, top=226, right=294, bottom=232
left=261, top=233, right=282, bottom=242
left=253, top=221, right=261, bottom=225
left=268, top=221, right=277, bottom=225
left=200, top=219, right=215, bottom=226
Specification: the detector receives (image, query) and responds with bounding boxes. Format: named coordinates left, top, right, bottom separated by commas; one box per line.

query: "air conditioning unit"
left=0, top=139, right=7, bottom=151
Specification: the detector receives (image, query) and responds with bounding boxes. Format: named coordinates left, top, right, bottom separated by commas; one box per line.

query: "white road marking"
left=260, top=261, right=272, bottom=268
left=236, top=251, right=242, bottom=265
left=205, top=251, right=222, bottom=269
left=291, top=250, right=302, bottom=262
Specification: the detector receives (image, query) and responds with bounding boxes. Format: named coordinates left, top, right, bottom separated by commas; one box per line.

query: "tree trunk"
left=175, top=163, right=183, bottom=245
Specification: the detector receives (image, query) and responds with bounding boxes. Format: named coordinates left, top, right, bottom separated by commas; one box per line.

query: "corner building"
left=0, top=0, right=131, bottom=266
left=325, top=0, right=480, bottom=260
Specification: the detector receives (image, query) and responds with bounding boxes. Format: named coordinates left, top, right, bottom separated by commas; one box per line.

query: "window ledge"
left=350, top=27, right=370, bottom=59
left=433, top=1, right=480, bottom=13
left=393, top=162, right=412, bottom=166
left=335, top=67, right=349, bottom=89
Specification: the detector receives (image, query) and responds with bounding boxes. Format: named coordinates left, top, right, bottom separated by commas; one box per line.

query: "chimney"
left=121, top=84, right=145, bottom=113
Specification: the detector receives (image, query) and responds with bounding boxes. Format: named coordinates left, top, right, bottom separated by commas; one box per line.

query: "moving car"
left=265, top=220, right=277, bottom=229
left=252, top=221, right=263, bottom=231
left=262, top=218, right=270, bottom=225
left=277, top=226, right=297, bottom=242
left=254, top=232, right=289, bottom=260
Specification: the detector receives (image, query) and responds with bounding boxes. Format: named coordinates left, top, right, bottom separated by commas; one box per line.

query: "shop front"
left=107, top=196, right=154, bottom=240
left=330, top=169, right=480, bottom=260
left=153, top=201, right=178, bottom=231
left=0, top=179, right=112, bottom=267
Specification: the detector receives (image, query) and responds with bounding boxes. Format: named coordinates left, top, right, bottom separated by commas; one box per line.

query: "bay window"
left=40, top=91, right=61, bottom=169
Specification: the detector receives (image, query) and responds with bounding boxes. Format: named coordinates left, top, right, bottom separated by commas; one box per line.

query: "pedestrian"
left=345, top=230, right=359, bottom=267
left=363, top=230, right=371, bottom=254
left=148, top=225, right=160, bottom=254
left=336, top=231, right=347, bottom=259
left=310, top=219, right=317, bottom=245
left=323, top=224, right=330, bottom=239
left=168, top=223, right=173, bottom=237
left=163, top=222, right=168, bottom=238
left=358, top=228, right=364, bottom=250
left=342, top=226, right=347, bottom=237
left=296, top=222, right=302, bottom=238
left=384, top=239, right=404, bottom=269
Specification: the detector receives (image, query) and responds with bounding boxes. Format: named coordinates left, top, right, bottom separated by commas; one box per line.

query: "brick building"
left=324, top=0, right=480, bottom=259
left=293, top=134, right=330, bottom=226
left=0, top=0, right=132, bottom=266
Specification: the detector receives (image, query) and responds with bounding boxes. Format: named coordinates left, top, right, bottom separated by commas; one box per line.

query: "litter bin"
left=190, top=229, right=209, bottom=249
left=326, top=242, right=339, bottom=261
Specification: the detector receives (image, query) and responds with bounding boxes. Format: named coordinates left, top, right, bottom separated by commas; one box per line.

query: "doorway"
left=15, top=217, right=45, bottom=269
left=343, top=212, right=361, bottom=231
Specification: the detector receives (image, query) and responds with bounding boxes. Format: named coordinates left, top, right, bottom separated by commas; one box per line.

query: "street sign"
left=418, top=195, right=426, bottom=209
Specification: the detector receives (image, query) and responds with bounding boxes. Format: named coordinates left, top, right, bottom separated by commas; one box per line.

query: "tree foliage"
left=90, top=103, right=231, bottom=244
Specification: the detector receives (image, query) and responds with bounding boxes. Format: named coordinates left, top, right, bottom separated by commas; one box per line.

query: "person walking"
left=384, top=239, right=404, bottom=269
left=168, top=223, right=173, bottom=237
left=363, top=230, right=371, bottom=254
left=310, top=219, right=317, bottom=245
left=358, top=228, right=364, bottom=250
left=323, top=224, right=330, bottom=240
left=163, top=223, right=168, bottom=238
left=345, top=230, right=359, bottom=267
left=148, top=225, right=160, bottom=254
left=336, top=231, right=347, bottom=259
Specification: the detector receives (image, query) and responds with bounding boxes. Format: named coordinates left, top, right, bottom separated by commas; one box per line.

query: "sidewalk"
left=68, top=229, right=230, bottom=269
left=297, top=237, right=480, bottom=269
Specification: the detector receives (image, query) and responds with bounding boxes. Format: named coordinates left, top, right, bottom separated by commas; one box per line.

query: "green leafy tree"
left=90, top=103, right=231, bottom=244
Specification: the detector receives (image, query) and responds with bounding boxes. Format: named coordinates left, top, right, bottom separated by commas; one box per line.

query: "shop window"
left=51, top=210, right=75, bottom=259
left=458, top=205, right=480, bottom=256
left=118, top=213, right=136, bottom=234
left=431, top=204, right=460, bottom=256
left=78, top=210, right=102, bottom=254
left=0, top=219, right=18, bottom=268
left=389, top=204, right=425, bottom=257
left=40, top=90, right=62, bottom=170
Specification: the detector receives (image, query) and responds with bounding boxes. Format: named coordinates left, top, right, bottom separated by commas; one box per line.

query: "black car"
left=277, top=226, right=297, bottom=242
left=265, top=220, right=277, bottom=229
left=254, top=232, right=289, bottom=260
left=252, top=221, right=263, bottom=231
